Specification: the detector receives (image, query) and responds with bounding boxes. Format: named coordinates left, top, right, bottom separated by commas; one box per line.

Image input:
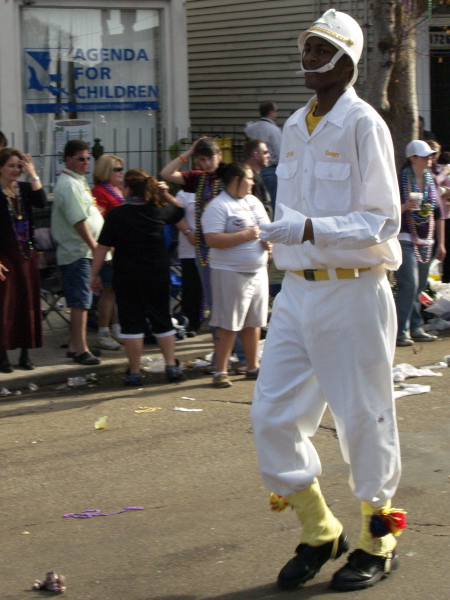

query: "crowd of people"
left=0, top=123, right=448, bottom=379
left=0, top=133, right=275, bottom=387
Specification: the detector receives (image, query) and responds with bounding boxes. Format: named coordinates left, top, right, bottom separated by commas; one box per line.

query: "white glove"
left=259, top=203, right=307, bottom=245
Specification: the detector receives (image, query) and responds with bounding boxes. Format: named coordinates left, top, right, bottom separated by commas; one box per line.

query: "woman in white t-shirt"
left=202, top=162, right=271, bottom=388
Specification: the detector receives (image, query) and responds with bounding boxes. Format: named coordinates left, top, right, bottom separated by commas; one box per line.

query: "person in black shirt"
left=90, top=169, right=185, bottom=385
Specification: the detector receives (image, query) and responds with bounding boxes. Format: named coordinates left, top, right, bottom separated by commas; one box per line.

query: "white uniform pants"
left=251, top=268, right=401, bottom=508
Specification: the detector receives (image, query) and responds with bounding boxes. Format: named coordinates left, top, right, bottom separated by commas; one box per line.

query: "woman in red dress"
left=0, top=148, right=47, bottom=372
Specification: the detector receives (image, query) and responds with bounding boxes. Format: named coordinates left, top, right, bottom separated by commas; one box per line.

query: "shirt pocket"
left=276, top=161, right=298, bottom=180
left=314, top=162, right=351, bottom=212
left=276, top=161, right=298, bottom=205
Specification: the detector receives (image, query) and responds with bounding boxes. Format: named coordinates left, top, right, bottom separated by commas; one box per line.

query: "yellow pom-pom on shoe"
left=269, top=493, right=292, bottom=512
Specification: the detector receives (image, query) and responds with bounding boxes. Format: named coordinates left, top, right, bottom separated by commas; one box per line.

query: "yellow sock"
left=286, top=480, right=343, bottom=546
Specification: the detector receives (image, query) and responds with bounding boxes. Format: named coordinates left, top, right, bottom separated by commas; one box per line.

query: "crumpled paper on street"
left=392, top=363, right=443, bottom=382
left=94, top=416, right=108, bottom=429
left=173, top=407, right=203, bottom=412
left=394, top=383, right=431, bottom=400
left=192, top=358, right=210, bottom=368
left=141, top=356, right=166, bottom=372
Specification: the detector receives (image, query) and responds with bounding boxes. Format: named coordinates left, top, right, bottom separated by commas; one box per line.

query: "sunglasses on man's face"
left=112, top=167, right=124, bottom=172
left=74, top=156, right=90, bottom=162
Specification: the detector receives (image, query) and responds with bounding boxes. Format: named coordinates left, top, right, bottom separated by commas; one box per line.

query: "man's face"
left=302, top=36, right=352, bottom=92
left=65, top=149, right=90, bottom=175
left=256, top=143, right=270, bottom=169
left=270, top=104, right=279, bottom=120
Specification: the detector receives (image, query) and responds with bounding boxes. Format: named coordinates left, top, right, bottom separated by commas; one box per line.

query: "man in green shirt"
left=52, top=140, right=104, bottom=365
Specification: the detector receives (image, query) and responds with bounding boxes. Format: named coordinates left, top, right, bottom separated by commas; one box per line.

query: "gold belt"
left=292, top=267, right=371, bottom=281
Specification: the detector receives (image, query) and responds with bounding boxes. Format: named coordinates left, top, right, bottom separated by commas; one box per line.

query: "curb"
left=0, top=333, right=213, bottom=392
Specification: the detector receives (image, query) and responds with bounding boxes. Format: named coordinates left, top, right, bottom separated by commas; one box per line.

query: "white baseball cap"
left=405, top=140, right=436, bottom=158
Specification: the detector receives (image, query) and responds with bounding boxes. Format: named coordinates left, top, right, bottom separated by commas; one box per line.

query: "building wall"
left=186, top=0, right=367, bottom=142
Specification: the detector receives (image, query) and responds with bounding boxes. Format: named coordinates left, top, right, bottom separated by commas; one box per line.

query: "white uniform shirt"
left=273, top=87, right=402, bottom=271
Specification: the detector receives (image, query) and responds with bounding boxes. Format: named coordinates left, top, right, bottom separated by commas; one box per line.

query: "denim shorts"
left=100, top=262, right=114, bottom=287
left=60, top=258, right=93, bottom=309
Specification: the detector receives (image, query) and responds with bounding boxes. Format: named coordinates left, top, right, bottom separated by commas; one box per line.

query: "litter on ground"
left=394, top=383, right=431, bottom=400
left=393, top=363, right=443, bottom=382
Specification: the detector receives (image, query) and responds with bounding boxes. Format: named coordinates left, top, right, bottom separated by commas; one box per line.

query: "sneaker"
left=245, top=368, right=259, bottom=380
left=410, top=329, right=437, bottom=342
left=330, top=548, right=398, bottom=591
left=278, top=532, right=349, bottom=590
left=124, top=371, right=145, bottom=386
left=231, top=362, right=247, bottom=375
left=111, top=334, right=124, bottom=345
left=213, top=373, right=233, bottom=388
left=396, top=337, right=414, bottom=347
left=165, top=360, right=184, bottom=382
left=96, top=333, right=121, bottom=351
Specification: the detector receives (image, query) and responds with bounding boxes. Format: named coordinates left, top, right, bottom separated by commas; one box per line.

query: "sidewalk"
left=1, top=316, right=214, bottom=391
left=3, top=309, right=450, bottom=393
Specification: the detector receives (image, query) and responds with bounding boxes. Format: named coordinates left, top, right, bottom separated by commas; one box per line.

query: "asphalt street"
left=0, top=334, right=449, bottom=600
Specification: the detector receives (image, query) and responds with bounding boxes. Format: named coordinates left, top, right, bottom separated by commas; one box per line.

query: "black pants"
left=181, top=258, right=203, bottom=332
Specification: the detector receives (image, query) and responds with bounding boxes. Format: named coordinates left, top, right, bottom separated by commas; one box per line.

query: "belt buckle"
left=303, top=269, right=315, bottom=281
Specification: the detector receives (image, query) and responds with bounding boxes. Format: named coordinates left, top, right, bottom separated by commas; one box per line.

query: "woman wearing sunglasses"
left=91, top=155, right=125, bottom=350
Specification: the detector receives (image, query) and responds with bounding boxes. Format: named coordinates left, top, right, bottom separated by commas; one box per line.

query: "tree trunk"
left=384, top=2, right=418, bottom=168
left=365, top=1, right=397, bottom=113
left=364, top=0, right=424, bottom=169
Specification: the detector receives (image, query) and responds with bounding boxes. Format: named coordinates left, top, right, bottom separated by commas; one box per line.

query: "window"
left=22, top=7, right=161, bottom=188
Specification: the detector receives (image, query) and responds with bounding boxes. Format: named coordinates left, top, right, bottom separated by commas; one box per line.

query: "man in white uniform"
left=251, top=9, right=406, bottom=592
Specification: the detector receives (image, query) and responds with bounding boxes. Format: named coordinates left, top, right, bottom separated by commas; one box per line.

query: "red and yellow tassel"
left=370, top=508, right=407, bottom=538
left=269, top=493, right=292, bottom=512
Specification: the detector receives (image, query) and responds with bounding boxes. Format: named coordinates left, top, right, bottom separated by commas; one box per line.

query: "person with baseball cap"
left=395, top=140, right=445, bottom=346
left=250, top=9, right=406, bottom=592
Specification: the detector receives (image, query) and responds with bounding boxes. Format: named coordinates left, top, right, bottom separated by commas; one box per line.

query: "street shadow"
left=148, top=580, right=333, bottom=600
left=0, top=370, right=251, bottom=419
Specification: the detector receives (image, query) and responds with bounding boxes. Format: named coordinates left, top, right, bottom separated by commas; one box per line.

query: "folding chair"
left=169, top=262, right=183, bottom=314
left=35, top=227, right=70, bottom=347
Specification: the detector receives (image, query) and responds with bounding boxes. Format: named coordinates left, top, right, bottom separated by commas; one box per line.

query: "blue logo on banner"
left=26, top=50, right=69, bottom=98
left=24, top=47, right=159, bottom=114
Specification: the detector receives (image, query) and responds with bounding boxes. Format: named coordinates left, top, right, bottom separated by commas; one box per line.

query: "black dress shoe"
left=330, top=548, right=398, bottom=591
left=66, top=349, right=101, bottom=358
left=72, top=351, right=101, bottom=365
left=278, top=532, right=349, bottom=590
left=0, top=360, right=13, bottom=373
left=18, top=358, right=35, bottom=370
